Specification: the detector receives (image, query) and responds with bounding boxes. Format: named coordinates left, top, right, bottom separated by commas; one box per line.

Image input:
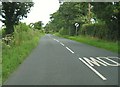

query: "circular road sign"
left=75, top=23, right=79, bottom=27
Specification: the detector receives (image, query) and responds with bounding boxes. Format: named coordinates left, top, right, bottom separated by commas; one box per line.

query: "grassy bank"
left=2, top=24, right=44, bottom=82
left=0, top=40, right=2, bottom=86
left=55, top=33, right=118, bottom=53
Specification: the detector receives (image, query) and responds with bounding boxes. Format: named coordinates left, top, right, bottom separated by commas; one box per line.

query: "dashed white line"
left=56, top=40, right=59, bottom=42
left=53, top=38, right=74, bottom=54
left=79, top=58, right=107, bottom=81
left=53, top=37, right=107, bottom=81
left=66, top=47, right=74, bottom=54
left=53, top=39, right=56, bottom=41
left=60, top=42, right=65, bottom=46
left=53, top=38, right=59, bottom=42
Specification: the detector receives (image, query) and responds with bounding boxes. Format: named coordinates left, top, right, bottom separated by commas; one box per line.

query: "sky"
left=21, top=0, right=60, bottom=26
left=0, top=0, right=60, bottom=28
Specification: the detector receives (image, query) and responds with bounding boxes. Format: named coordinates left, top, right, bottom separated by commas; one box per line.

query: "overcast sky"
left=21, top=0, right=60, bottom=26
left=0, top=0, right=60, bottom=28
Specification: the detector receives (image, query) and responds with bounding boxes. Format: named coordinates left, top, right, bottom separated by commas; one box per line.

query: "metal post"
left=75, top=23, right=79, bottom=36
left=76, top=26, right=77, bottom=35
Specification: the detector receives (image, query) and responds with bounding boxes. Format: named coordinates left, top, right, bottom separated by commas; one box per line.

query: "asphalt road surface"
left=4, top=34, right=119, bottom=85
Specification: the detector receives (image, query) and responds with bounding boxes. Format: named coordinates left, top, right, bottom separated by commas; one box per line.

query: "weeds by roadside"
left=0, top=40, right=2, bottom=86
left=2, top=23, right=44, bottom=82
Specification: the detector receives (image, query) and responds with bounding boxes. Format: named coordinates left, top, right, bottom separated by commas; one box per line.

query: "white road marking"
left=56, top=40, right=59, bottom=42
left=53, top=39, right=56, bottom=41
left=96, top=57, right=120, bottom=66
left=105, top=57, right=120, bottom=66
left=79, top=58, right=107, bottom=81
left=53, top=38, right=59, bottom=42
left=60, top=42, right=65, bottom=46
left=53, top=38, right=74, bottom=54
left=66, top=47, right=74, bottom=54
left=83, top=57, right=107, bottom=66
left=107, top=56, right=120, bottom=59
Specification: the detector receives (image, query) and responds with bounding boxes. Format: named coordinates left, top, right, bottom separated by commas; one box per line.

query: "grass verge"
left=0, top=40, right=2, bottom=86
left=2, top=24, right=44, bottom=83
left=54, top=33, right=118, bottom=53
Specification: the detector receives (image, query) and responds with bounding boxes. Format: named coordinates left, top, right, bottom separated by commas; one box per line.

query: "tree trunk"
left=6, top=23, right=14, bottom=34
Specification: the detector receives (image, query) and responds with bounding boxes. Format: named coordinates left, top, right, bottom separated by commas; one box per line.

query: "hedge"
left=79, top=22, right=111, bottom=40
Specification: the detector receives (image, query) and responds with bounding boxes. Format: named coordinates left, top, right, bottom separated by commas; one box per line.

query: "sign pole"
left=75, top=23, right=79, bottom=36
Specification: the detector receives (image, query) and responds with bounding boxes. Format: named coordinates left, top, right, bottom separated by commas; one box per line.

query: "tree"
left=91, top=2, right=120, bottom=40
left=47, top=2, right=88, bottom=35
left=1, top=2, right=34, bottom=34
left=34, top=21, right=43, bottom=30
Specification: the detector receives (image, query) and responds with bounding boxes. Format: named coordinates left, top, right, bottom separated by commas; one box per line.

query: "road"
left=4, top=34, right=119, bottom=85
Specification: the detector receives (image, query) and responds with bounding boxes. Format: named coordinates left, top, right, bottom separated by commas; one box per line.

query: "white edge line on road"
left=66, top=47, right=74, bottom=54
left=79, top=58, right=107, bottom=81
left=60, top=42, right=65, bottom=46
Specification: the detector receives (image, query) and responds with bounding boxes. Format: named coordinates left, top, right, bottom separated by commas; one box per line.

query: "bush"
left=80, top=22, right=109, bottom=40
left=15, top=23, right=29, bottom=33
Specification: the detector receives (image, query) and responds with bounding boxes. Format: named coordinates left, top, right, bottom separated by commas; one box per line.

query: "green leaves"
left=91, top=2, right=119, bottom=41
left=1, top=2, right=34, bottom=34
left=46, top=2, right=118, bottom=41
left=33, top=21, right=43, bottom=30
left=46, top=2, right=88, bottom=35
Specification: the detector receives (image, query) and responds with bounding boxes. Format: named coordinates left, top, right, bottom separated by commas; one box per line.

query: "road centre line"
left=56, top=40, right=59, bottom=42
left=79, top=58, right=107, bottom=81
left=52, top=37, right=114, bottom=81
left=60, top=42, right=65, bottom=46
left=53, top=38, right=74, bottom=53
left=66, top=47, right=74, bottom=54
left=53, top=38, right=59, bottom=42
left=53, top=38, right=56, bottom=41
